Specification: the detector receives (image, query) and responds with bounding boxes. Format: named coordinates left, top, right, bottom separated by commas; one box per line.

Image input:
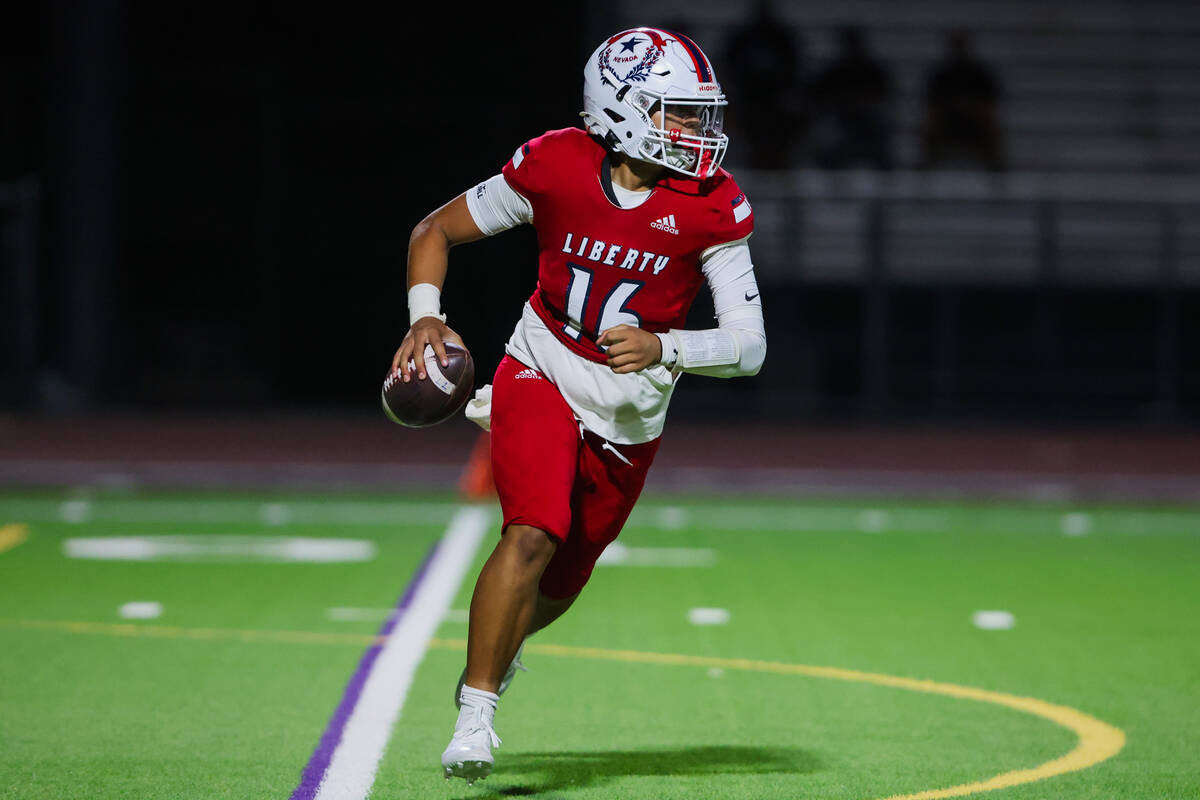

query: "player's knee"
left=538, top=563, right=593, bottom=600
left=502, top=523, right=558, bottom=569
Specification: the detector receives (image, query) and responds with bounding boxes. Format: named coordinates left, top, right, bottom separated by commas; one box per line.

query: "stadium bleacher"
left=608, top=0, right=1200, bottom=174
left=595, top=3, right=1200, bottom=424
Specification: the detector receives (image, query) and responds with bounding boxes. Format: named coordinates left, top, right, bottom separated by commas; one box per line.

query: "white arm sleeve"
left=464, top=174, right=533, bottom=235
left=654, top=237, right=767, bottom=378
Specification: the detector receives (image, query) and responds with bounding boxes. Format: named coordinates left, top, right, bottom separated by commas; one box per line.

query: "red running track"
left=2, top=413, right=1198, bottom=502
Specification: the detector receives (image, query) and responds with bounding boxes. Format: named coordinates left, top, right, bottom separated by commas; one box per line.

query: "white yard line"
left=3, top=495, right=1198, bottom=536
left=311, top=505, right=488, bottom=800
left=0, top=498, right=468, bottom=526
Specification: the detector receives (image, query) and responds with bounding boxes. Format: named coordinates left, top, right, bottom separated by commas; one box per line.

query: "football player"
left=390, top=26, right=767, bottom=784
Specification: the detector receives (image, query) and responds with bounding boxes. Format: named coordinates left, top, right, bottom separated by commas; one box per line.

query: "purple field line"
left=288, top=541, right=442, bottom=800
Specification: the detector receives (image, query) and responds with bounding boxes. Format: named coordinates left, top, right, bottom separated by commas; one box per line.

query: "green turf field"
left=1, top=488, right=1197, bottom=799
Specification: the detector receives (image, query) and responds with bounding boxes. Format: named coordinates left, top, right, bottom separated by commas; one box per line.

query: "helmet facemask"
left=631, top=91, right=728, bottom=178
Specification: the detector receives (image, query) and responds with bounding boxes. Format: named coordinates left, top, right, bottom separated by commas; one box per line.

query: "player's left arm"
left=663, top=237, right=766, bottom=377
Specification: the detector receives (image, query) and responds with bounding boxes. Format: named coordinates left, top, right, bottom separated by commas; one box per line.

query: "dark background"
left=2, top=2, right=587, bottom=415
left=3, top=1, right=1200, bottom=433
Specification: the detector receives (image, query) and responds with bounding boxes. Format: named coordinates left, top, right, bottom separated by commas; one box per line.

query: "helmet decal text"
left=600, top=30, right=668, bottom=84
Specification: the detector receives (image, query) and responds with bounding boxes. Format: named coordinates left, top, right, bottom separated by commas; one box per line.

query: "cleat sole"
left=444, top=759, right=492, bottom=784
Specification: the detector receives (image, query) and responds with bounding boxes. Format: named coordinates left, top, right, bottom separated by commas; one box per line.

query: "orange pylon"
left=458, top=429, right=496, bottom=500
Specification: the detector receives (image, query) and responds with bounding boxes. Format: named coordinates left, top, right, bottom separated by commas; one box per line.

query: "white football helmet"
left=581, top=28, right=729, bottom=179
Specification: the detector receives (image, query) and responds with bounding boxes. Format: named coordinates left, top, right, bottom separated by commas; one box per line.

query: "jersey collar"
left=599, top=155, right=624, bottom=207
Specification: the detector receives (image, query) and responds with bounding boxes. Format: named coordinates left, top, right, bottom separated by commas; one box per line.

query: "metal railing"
left=728, top=169, right=1200, bottom=424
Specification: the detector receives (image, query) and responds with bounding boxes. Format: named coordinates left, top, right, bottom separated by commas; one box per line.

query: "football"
left=382, top=342, right=475, bottom=428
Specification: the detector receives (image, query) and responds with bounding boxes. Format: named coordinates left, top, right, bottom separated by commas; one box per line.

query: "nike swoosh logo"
left=745, top=291, right=760, bottom=301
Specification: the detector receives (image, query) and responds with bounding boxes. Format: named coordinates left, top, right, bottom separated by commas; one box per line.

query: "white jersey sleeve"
left=655, top=237, right=766, bottom=378
left=464, top=174, right=533, bottom=235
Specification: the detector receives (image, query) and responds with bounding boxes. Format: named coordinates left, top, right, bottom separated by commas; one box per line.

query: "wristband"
left=668, top=328, right=739, bottom=368
left=408, top=282, right=446, bottom=326
left=655, top=332, right=678, bottom=367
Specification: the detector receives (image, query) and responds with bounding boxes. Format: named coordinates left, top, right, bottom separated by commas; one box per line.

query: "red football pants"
left=489, top=354, right=660, bottom=599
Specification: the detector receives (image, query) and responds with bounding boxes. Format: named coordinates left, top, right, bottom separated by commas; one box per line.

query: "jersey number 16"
left=563, top=263, right=644, bottom=340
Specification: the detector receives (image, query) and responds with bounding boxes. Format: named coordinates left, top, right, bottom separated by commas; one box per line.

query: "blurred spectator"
left=720, top=0, right=807, bottom=169
left=919, top=29, right=1006, bottom=171
left=808, top=25, right=895, bottom=170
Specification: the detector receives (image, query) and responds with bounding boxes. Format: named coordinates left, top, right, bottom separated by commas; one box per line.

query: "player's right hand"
left=392, top=317, right=464, bottom=383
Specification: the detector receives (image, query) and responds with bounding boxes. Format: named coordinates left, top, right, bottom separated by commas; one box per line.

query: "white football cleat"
left=441, top=702, right=501, bottom=785
left=454, top=640, right=529, bottom=709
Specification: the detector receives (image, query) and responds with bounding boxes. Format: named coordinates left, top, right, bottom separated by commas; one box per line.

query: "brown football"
left=381, top=342, right=475, bottom=428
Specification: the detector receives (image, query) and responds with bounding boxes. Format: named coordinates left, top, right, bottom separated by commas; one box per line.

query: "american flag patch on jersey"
left=512, top=143, right=530, bottom=169
left=731, top=192, right=752, bottom=223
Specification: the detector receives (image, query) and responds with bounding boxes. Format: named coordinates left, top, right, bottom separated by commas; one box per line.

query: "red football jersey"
left=501, top=127, right=754, bottom=365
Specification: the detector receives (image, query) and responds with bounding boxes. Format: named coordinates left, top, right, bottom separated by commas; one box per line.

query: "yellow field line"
left=0, top=524, right=29, bottom=554
left=0, top=620, right=1124, bottom=799
left=5, top=618, right=381, bottom=647
left=429, top=638, right=1125, bottom=800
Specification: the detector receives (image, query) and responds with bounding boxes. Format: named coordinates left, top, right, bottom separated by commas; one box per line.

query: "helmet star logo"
left=620, top=37, right=644, bottom=52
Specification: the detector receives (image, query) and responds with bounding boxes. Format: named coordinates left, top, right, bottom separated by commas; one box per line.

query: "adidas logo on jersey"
left=515, top=368, right=540, bottom=380
left=650, top=214, right=679, bottom=235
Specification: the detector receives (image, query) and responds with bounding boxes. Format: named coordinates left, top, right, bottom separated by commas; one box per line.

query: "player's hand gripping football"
left=392, top=317, right=465, bottom=383
left=597, top=324, right=663, bottom=374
